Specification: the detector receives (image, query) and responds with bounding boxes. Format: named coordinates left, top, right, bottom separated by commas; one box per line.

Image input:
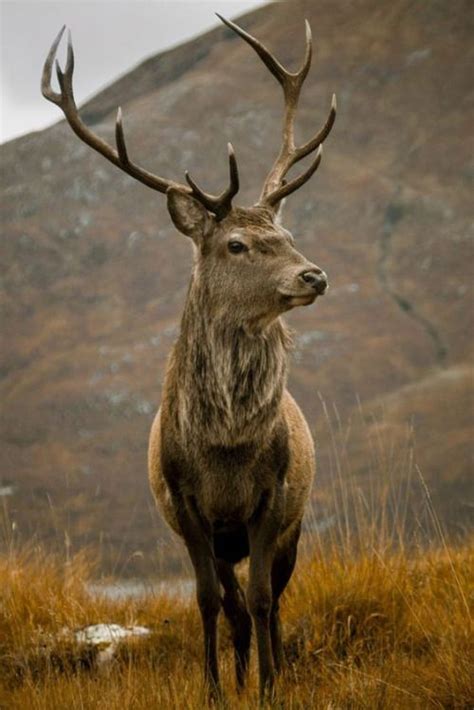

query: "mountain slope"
left=1, top=0, right=472, bottom=572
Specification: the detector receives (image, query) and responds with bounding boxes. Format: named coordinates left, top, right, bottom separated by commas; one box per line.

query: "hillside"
left=1, top=0, right=473, bottom=573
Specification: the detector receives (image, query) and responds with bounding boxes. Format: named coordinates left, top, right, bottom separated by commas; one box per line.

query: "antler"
left=41, top=26, right=239, bottom=220
left=185, top=143, right=239, bottom=216
left=217, top=14, right=336, bottom=208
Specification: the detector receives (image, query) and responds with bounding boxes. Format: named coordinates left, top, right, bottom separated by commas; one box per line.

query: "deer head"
left=42, top=15, right=336, bottom=327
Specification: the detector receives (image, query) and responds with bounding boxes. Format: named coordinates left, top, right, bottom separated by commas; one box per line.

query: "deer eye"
left=228, top=240, right=247, bottom=254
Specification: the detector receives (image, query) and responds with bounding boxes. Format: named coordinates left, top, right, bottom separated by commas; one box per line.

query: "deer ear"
left=273, top=197, right=286, bottom=226
left=167, top=188, right=213, bottom=239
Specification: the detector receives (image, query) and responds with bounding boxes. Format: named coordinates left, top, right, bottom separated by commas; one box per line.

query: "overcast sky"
left=0, top=0, right=267, bottom=145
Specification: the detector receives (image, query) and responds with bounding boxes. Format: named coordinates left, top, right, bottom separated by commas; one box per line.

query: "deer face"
left=167, top=190, right=327, bottom=326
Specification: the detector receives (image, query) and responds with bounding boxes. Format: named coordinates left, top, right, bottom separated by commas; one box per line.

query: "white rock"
left=74, top=623, right=150, bottom=646
left=56, top=623, right=152, bottom=665
left=0, top=485, right=15, bottom=496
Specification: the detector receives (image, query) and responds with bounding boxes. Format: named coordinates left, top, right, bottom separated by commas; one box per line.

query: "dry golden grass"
left=1, top=411, right=472, bottom=708
left=0, top=533, right=472, bottom=709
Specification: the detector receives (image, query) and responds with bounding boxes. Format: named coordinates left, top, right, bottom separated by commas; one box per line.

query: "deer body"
left=42, top=13, right=336, bottom=702
left=145, top=203, right=324, bottom=698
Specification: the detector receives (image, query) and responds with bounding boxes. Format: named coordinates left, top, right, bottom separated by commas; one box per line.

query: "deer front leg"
left=247, top=488, right=284, bottom=703
left=217, top=559, right=252, bottom=691
left=270, top=522, right=301, bottom=673
left=175, top=496, right=222, bottom=699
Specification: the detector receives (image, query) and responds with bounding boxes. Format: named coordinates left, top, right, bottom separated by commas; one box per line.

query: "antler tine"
left=115, top=107, right=130, bottom=165
left=41, top=28, right=240, bottom=218
left=217, top=13, right=294, bottom=89
left=41, top=25, right=66, bottom=104
left=185, top=143, right=240, bottom=220
left=217, top=15, right=335, bottom=207
left=294, top=93, right=336, bottom=164
left=267, top=145, right=323, bottom=207
left=55, top=29, right=75, bottom=97
left=299, top=20, right=313, bottom=85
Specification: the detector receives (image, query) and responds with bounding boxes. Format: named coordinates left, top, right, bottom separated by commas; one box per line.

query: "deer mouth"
left=280, top=292, right=318, bottom=308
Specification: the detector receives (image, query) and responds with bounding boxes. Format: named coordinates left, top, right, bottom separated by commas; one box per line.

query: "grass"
left=0, top=533, right=472, bottom=709
left=1, top=405, right=472, bottom=708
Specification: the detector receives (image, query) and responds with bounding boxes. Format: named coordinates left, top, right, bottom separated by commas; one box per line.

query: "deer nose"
left=300, top=269, right=328, bottom=295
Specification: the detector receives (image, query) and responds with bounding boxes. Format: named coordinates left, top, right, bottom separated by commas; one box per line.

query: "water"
left=87, top=577, right=195, bottom=601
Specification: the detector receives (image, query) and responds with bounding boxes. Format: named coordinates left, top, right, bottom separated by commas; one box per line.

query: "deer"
left=42, top=13, right=336, bottom=702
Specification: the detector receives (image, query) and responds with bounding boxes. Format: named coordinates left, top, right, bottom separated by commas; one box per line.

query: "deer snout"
left=299, top=268, right=328, bottom=295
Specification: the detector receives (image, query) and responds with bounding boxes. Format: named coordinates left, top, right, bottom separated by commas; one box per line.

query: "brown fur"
left=148, top=199, right=326, bottom=699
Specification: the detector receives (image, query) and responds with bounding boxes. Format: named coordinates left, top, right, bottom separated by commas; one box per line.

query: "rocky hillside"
left=1, top=0, right=472, bottom=573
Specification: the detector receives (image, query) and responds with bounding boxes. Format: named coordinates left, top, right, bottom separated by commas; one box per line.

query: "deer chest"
left=194, top=444, right=262, bottom=523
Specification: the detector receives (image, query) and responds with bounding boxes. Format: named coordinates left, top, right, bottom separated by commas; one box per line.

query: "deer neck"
left=172, top=280, right=291, bottom=448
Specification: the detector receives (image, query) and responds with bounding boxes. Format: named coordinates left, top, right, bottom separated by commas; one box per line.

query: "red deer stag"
left=42, top=14, right=336, bottom=702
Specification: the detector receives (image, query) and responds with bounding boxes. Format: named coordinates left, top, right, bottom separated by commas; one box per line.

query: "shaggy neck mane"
left=172, top=278, right=292, bottom=448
